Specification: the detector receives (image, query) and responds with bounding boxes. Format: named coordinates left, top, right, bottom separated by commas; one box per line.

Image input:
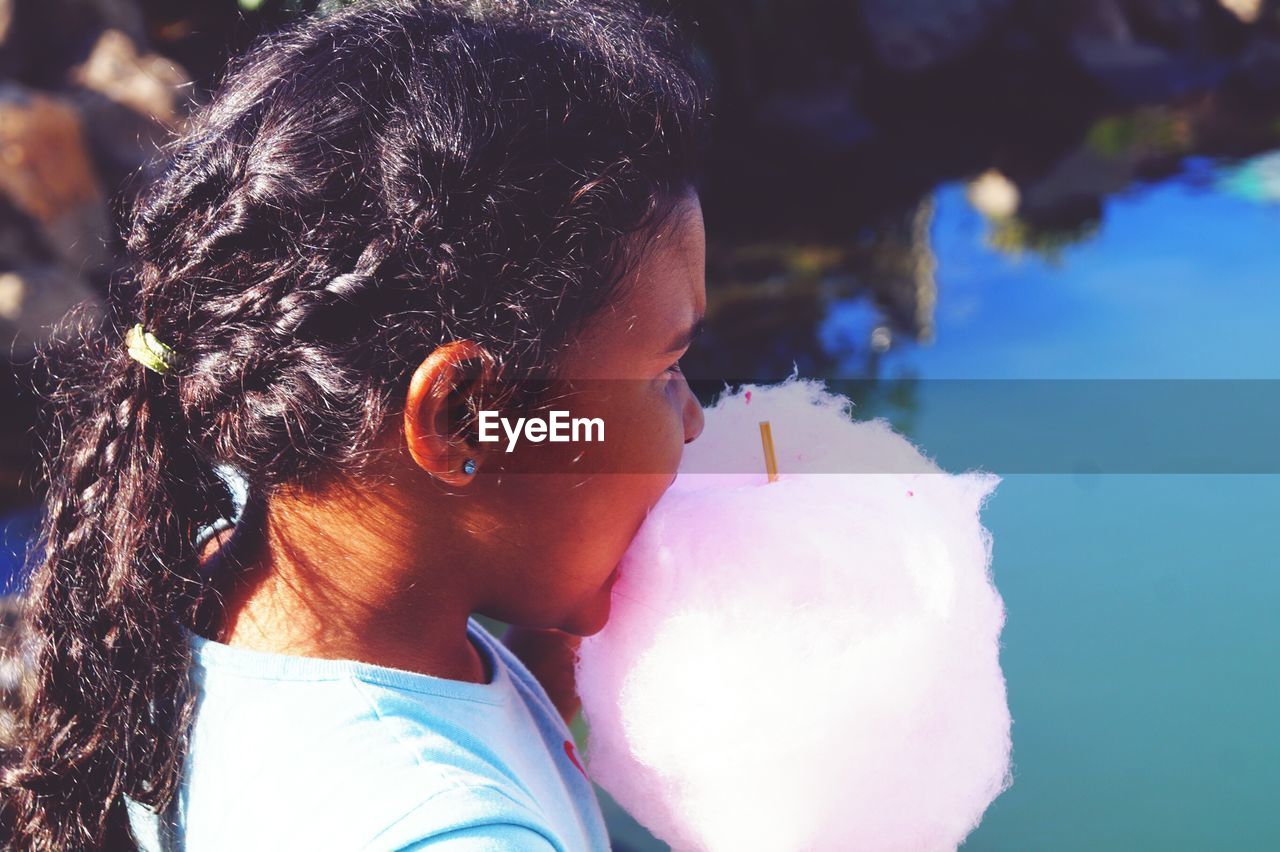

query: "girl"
left=2, top=0, right=710, bottom=848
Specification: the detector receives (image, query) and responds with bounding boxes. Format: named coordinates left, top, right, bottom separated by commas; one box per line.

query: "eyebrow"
left=664, top=315, right=706, bottom=354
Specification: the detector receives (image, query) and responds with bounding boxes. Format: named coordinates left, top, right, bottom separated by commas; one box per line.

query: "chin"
left=558, top=581, right=616, bottom=637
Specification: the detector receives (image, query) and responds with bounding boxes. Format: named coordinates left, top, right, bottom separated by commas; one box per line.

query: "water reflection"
left=689, top=96, right=1280, bottom=390
left=690, top=196, right=936, bottom=384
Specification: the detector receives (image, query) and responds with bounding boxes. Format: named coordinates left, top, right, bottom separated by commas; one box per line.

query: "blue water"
left=886, top=171, right=1280, bottom=850
left=965, top=473, right=1279, bottom=850
left=892, top=177, right=1280, bottom=381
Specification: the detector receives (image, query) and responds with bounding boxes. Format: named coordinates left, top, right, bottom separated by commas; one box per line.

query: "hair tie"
left=125, top=323, right=179, bottom=375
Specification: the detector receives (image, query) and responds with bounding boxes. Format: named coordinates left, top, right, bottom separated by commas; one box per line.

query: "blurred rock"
left=0, top=0, right=24, bottom=80
left=0, top=265, right=101, bottom=357
left=1058, top=0, right=1238, bottom=100
left=754, top=86, right=873, bottom=154
left=80, top=0, right=146, bottom=42
left=1125, top=0, right=1208, bottom=48
left=0, top=190, right=52, bottom=267
left=1218, top=0, right=1265, bottom=23
left=1068, top=0, right=1140, bottom=43
left=72, top=28, right=187, bottom=127
left=0, top=0, right=149, bottom=85
left=1071, top=37, right=1199, bottom=100
left=1234, top=31, right=1280, bottom=88
left=69, top=27, right=191, bottom=192
left=1063, top=0, right=1167, bottom=91
left=1018, top=148, right=1135, bottom=218
left=0, top=83, right=110, bottom=276
left=858, top=0, right=1014, bottom=73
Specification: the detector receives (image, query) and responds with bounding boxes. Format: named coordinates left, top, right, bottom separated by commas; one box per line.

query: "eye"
left=665, top=358, right=685, bottom=376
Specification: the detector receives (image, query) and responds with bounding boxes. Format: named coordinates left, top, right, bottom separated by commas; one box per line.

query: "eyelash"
left=665, top=358, right=685, bottom=376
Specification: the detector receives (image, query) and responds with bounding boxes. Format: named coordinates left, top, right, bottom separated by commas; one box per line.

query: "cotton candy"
left=575, top=378, right=1012, bottom=852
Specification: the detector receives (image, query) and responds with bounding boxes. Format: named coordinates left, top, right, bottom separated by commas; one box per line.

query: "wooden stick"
left=759, top=420, right=779, bottom=483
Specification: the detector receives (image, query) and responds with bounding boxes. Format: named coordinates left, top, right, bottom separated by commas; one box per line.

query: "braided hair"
left=1, top=1, right=710, bottom=847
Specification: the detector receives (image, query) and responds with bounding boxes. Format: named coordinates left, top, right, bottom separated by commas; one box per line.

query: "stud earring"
left=462, top=458, right=478, bottom=476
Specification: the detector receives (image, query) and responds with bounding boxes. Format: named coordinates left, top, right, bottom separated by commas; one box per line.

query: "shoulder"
left=176, top=635, right=564, bottom=850
left=179, top=689, right=561, bottom=850
left=133, top=776, right=564, bottom=852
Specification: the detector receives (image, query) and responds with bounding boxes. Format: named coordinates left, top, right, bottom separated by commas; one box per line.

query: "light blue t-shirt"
left=126, top=619, right=610, bottom=851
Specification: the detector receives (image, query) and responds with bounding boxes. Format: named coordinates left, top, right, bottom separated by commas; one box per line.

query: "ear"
left=403, top=339, right=495, bottom=486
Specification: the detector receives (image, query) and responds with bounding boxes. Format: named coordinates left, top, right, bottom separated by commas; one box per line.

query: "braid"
left=3, top=313, right=230, bottom=848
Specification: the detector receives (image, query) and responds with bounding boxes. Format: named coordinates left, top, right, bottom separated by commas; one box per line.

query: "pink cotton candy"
left=575, top=378, right=1013, bottom=852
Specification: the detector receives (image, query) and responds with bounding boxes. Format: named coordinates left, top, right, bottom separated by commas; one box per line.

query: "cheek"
left=521, top=472, right=672, bottom=608
left=554, top=473, right=671, bottom=563
left=488, top=384, right=685, bottom=577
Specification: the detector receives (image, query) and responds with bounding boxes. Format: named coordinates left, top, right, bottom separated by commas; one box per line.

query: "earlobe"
left=403, top=340, right=493, bottom=485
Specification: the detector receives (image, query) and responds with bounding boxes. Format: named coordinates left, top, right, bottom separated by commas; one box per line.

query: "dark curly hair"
left=0, top=0, right=711, bottom=847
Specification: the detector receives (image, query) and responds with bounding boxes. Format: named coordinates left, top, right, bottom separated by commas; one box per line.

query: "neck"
left=210, top=482, right=488, bottom=684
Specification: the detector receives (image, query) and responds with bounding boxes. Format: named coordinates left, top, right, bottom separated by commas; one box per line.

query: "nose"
left=683, top=386, right=704, bottom=445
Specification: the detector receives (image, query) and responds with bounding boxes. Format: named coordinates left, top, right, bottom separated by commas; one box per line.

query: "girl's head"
left=2, top=0, right=710, bottom=846
left=395, top=187, right=707, bottom=638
